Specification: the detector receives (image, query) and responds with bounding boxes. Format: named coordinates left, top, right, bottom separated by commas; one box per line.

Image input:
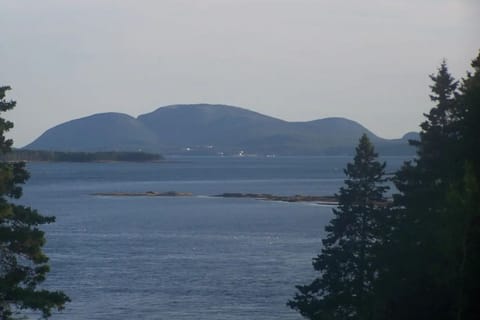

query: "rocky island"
left=213, top=193, right=338, bottom=204
left=92, top=191, right=193, bottom=197
left=92, top=191, right=339, bottom=205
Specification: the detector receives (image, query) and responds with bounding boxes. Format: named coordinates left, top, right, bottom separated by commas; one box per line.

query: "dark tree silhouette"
left=455, top=51, right=480, bottom=320
left=289, top=134, right=388, bottom=320
left=290, top=52, right=480, bottom=320
left=379, top=54, right=480, bottom=320
left=0, top=86, right=69, bottom=319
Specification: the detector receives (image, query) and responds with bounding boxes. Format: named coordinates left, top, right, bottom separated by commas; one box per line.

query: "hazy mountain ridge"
left=28, top=112, right=161, bottom=152
left=25, top=104, right=415, bottom=155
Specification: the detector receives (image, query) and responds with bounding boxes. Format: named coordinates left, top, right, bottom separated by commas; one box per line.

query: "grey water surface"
left=18, top=156, right=407, bottom=320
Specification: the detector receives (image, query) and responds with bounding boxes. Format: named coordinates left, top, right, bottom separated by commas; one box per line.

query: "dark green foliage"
left=447, top=163, right=480, bottom=320
left=2, top=149, right=163, bottom=162
left=458, top=52, right=480, bottom=183
left=454, top=51, right=480, bottom=320
left=289, top=134, right=388, bottom=320
left=376, top=53, right=480, bottom=320
left=382, top=61, right=463, bottom=319
left=0, top=87, right=14, bottom=154
left=0, top=86, right=69, bottom=319
left=291, top=51, right=480, bottom=320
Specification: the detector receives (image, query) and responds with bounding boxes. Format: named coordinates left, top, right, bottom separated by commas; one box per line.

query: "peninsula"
left=2, top=150, right=163, bottom=162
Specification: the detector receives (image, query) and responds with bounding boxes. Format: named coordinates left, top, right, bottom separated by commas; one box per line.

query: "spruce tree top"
left=289, top=134, right=388, bottom=320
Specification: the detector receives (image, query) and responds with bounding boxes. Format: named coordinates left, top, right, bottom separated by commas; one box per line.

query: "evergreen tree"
left=290, top=52, right=480, bottom=320
left=454, top=51, right=480, bottom=320
left=409, top=60, right=462, bottom=183
left=380, top=55, right=480, bottom=320
left=0, top=86, right=69, bottom=319
left=380, top=60, right=462, bottom=320
left=289, top=134, right=388, bottom=320
left=458, top=51, right=480, bottom=182
left=446, top=163, right=480, bottom=320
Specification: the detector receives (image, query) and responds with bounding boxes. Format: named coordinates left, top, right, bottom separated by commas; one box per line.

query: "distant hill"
left=402, top=131, right=420, bottom=141
left=27, top=112, right=160, bottom=152
left=25, top=104, right=416, bottom=155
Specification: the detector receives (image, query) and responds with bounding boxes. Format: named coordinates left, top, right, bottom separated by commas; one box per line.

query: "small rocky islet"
left=92, top=191, right=338, bottom=205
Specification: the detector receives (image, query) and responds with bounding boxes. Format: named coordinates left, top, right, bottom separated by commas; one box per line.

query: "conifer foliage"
left=291, top=51, right=480, bottom=320
left=455, top=53, right=480, bottom=319
left=383, top=53, right=480, bottom=320
left=0, top=86, right=69, bottom=319
left=289, top=134, right=388, bottom=320
left=382, top=60, right=465, bottom=320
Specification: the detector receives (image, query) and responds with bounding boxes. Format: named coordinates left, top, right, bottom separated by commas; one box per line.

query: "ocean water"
left=17, top=156, right=408, bottom=319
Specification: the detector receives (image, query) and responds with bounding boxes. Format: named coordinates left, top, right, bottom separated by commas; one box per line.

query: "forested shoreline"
left=1, top=149, right=163, bottom=162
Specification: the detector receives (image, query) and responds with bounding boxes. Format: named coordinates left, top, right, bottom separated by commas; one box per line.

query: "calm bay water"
left=18, top=156, right=407, bottom=320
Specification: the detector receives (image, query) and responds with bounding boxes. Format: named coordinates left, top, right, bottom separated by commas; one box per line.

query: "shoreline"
left=91, top=191, right=339, bottom=205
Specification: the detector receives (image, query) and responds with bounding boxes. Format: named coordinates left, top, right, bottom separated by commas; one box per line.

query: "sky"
left=1, top=0, right=478, bottom=147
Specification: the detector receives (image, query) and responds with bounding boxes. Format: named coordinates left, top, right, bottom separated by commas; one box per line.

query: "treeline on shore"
left=1, top=149, right=164, bottom=162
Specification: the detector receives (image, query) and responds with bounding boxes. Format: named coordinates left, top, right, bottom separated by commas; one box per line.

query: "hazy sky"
left=1, top=0, right=478, bottom=146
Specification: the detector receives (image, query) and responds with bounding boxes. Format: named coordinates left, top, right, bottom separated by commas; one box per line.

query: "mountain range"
left=25, top=104, right=417, bottom=156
